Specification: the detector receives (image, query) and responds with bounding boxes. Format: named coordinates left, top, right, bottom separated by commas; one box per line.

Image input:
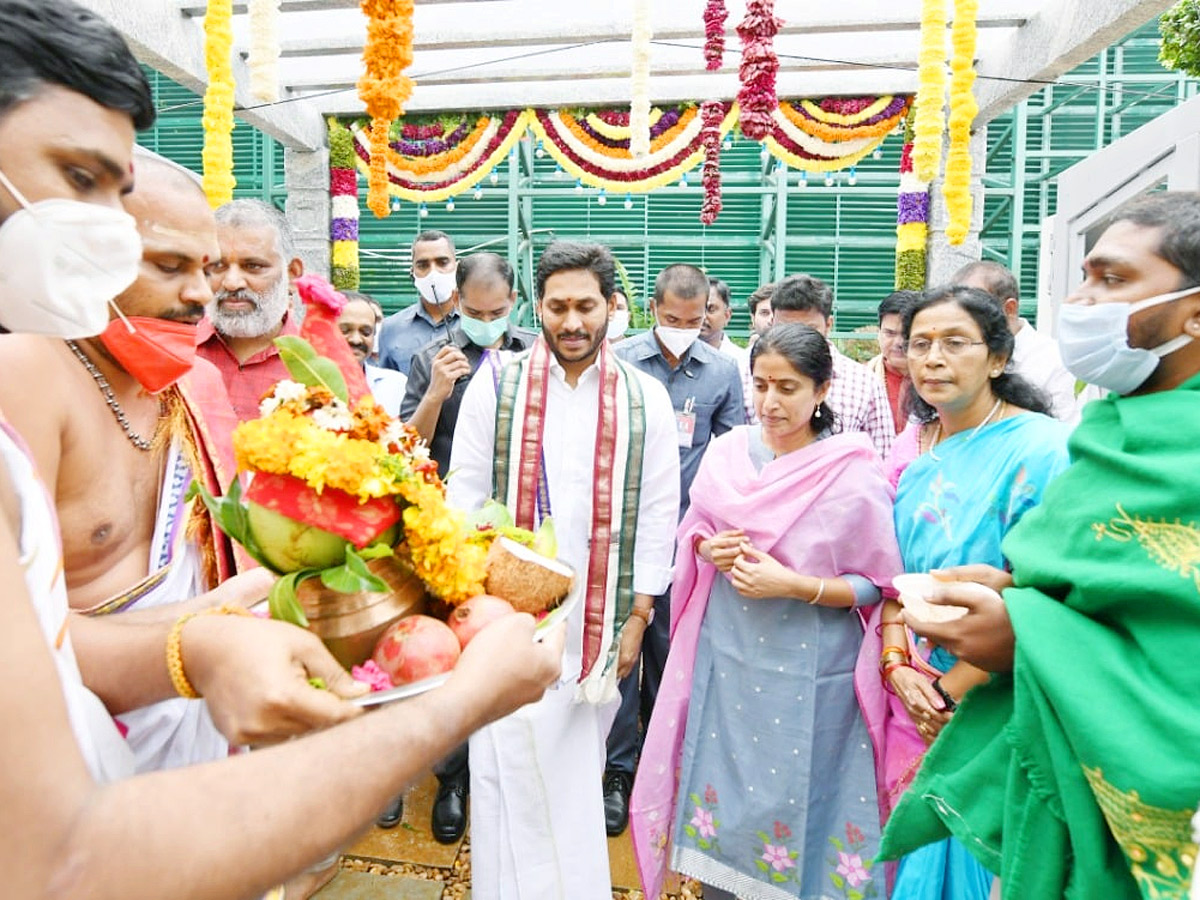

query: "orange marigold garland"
left=358, top=0, right=415, bottom=217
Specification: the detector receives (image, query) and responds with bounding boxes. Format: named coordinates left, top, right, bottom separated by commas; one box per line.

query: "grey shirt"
left=615, top=330, right=746, bottom=516
left=378, top=301, right=459, bottom=375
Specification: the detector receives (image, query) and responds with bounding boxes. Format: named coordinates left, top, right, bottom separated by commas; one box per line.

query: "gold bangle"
left=807, top=578, right=826, bottom=605
left=166, top=604, right=252, bottom=699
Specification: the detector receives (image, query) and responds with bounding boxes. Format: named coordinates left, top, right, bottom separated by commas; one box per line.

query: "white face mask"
left=0, top=166, right=141, bottom=338
left=655, top=324, right=701, bottom=358
left=414, top=268, right=457, bottom=306
left=1058, top=284, right=1200, bottom=395
left=607, top=308, right=630, bottom=341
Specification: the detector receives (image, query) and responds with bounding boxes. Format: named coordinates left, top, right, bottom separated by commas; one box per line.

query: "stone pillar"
left=284, top=146, right=331, bottom=278
left=925, top=125, right=988, bottom=286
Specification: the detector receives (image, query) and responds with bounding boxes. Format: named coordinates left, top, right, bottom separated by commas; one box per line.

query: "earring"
left=813, top=406, right=822, bottom=420
left=991, top=369, right=1001, bottom=377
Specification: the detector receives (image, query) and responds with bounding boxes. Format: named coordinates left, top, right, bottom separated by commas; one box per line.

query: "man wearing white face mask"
left=606, top=263, right=745, bottom=835
left=879, top=192, right=1200, bottom=900
left=378, top=230, right=460, bottom=376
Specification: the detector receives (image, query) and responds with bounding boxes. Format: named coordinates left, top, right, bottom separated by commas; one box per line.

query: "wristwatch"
left=629, top=605, right=655, bottom=626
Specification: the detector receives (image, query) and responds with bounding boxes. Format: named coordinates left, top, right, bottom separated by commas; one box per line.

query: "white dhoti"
left=97, top=441, right=230, bottom=772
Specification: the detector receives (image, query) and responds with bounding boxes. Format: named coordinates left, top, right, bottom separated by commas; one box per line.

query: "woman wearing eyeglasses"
left=856, top=286, right=1069, bottom=900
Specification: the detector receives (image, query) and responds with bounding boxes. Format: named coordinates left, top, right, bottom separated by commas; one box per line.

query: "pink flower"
left=690, top=806, right=716, bottom=839
left=761, top=843, right=796, bottom=872
left=294, top=274, right=346, bottom=314
left=836, top=852, right=870, bottom=888
left=350, top=659, right=393, bottom=692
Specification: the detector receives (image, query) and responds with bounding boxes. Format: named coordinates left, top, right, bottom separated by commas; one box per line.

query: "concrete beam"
left=76, top=0, right=326, bottom=151
left=180, top=0, right=496, bottom=14
left=974, top=0, right=1176, bottom=124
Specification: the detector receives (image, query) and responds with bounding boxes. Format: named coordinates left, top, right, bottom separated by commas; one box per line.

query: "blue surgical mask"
left=459, top=311, right=509, bottom=348
left=1057, top=284, right=1200, bottom=395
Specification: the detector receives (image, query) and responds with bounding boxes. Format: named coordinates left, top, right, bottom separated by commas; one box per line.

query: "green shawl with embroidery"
left=880, top=372, right=1200, bottom=899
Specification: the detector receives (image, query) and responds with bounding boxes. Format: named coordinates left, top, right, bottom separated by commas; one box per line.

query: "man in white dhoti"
left=448, top=240, right=680, bottom=899
left=0, top=157, right=244, bottom=772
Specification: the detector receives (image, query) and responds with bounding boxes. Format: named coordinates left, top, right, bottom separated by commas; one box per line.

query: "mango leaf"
left=269, top=570, right=316, bottom=626
left=191, top=479, right=274, bottom=571
left=275, top=335, right=348, bottom=402
left=467, top=499, right=515, bottom=531
left=356, top=543, right=395, bottom=561
left=320, top=545, right=389, bottom=594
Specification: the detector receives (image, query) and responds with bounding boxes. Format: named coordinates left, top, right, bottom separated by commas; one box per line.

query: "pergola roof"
left=80, top=0, right=1175, bottom=151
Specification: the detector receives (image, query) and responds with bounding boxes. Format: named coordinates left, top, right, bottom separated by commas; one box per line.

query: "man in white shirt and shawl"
left=448, top=240, right=680, bottom=899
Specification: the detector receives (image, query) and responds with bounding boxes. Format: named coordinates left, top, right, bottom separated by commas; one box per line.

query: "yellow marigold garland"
left=912, top=0, right=948, bottom=184
left=358, top=0, right=415, bottom=217
left=201, top=0, right=236, bottom=207
left=400, top=481, right=487, bottom=604
left=798, top=96, right=895, bottom=126
left=943, top=0, right=979, bottom=245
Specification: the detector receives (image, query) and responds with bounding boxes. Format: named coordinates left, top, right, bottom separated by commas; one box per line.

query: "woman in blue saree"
left=857, top=286, right=1070, bottom=900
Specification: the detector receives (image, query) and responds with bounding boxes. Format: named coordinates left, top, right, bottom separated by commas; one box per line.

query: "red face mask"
left=99, top=316, right=198, bottom=394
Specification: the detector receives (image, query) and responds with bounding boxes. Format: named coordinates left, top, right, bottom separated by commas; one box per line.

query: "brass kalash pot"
left=295, top=554, right=428, bottom=669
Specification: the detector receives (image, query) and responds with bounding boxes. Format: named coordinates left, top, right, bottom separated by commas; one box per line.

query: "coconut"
left=246, top=502, right=399, bottom=573
left=484, top=536, right=574, bottom=614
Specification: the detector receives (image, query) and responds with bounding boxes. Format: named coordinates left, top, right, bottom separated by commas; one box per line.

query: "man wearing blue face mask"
left=378, top=230, right=461, bottom=375
left=878, top=191, right=1200, bottom=900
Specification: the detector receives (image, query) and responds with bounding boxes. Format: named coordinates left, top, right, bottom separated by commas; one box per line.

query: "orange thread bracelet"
left=166, top=604, right=252, bottom=699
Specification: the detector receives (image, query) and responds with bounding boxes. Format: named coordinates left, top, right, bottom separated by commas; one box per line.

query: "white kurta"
left=448, top=350, right=679, bottom=900
left=1012, top=319, right=1079, bottom=425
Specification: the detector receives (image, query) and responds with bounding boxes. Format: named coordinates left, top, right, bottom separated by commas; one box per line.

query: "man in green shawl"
left=881, top=191, right=1200, bottom=900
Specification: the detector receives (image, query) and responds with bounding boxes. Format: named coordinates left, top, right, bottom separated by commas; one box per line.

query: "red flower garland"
left=737, top=0, right=783, bottom=140
left=704, top=0, right=728, bottom=71
left=699, top=100, right=724, bottom=224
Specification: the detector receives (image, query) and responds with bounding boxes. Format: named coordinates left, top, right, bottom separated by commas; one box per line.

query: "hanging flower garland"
left=895, top=109, right=930, bottom=290
left=328, top=119, right=360, bottom=290
left=358, top=0, right=415, bottom=217
left=703, top=0, right=728, bottom=70
left=943, top=0, right=978, bottom=245
left=912, top=0, right=948, bottom=183
left=736, top=0, right=783, bottom=140
left=350, top=110, right=532, bottom=203
left=248, top=0, right=281, bottom=103
left=699, top=100, right=724, bottom=225
left=531, top=103, right=736, bottom=192
left=630, top=0, right=653, bottom=158
left=584, top=108, right=664, bottom=140
left=201, top=0, right=236, bottom=207
left=762, top=96, right=909, bottom=172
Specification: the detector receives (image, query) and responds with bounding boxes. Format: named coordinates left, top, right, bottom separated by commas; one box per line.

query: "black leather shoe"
left=431, top=777, right=468, bottom=844
left=603, top=769, right=632, bottom=837
left=376, top=793, right=404, bottom=829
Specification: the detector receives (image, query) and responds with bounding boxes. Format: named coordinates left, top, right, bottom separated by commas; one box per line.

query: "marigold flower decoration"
left=943, top=0, right=979, bottom=245
left=912, top=0, right=948, bottom=184
left=201, top=0, right=237, bottom=207
left=736, top=0, right=783, bottom=141
left=630, top=0, right=653, bottom=158
left=358, top=0, right=415, bottom=217
left=248, top=0, right=281, bottom=103
left=699, top=100, right=725, bottom=225
left=703, top=0, right=728, bottom=71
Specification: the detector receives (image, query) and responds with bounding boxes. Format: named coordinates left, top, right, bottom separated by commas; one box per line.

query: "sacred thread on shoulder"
left=1082, top=765, right=1196, bottom=899
left=1091, top=504, right=1200, bottom=594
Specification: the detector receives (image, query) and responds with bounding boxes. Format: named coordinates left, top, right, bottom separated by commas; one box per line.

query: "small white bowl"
left=892, top=573, right=969, bottom=623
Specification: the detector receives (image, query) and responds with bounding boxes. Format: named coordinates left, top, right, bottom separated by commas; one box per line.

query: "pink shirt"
left=196, top=313, right=301, bottom=422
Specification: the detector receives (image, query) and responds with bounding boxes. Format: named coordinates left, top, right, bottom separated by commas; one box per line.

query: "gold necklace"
left=928, top=399, right=1004, bottom=462
left=65, top=340, right=157, bottom=452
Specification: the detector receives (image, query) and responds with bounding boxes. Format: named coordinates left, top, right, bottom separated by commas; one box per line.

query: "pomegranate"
left=448, top=594, right=516, bottom=649
left=372, top=615, right=461, bottom=686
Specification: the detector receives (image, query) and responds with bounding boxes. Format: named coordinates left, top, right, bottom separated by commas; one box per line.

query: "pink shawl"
left=629, top=427, right=903, bottom=898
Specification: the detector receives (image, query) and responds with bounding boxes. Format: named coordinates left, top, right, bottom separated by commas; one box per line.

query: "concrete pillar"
left=284, top=146, right=331, bottom=278
left=925, top=125, right=988, bottom=286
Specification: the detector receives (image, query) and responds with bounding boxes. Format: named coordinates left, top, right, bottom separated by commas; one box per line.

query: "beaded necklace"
left=65, top=340, right=157, bottom=452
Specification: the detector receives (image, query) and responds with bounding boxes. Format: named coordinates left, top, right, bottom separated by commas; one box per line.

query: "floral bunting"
left=943, top=0, right=979, bottom=245
left=531, top=103, right=736, bottom=192
left=703, top=0, right=728, bottom=71
left=763, top=96, right=909, bottom=172
left=328, top=119, right=360, bottom=290
left=912, top=0, right=948, bottom=183
left=737, top=0, right=783, bottom=140
left=201, top=0, right=236, bottom=207
left=358, top=0, right=415, bottom=217
left=699, top=100, right=724, bottom=224
left=248, top=0, right=281, bottom=103
left=630, top=0, right=653, bottom=158
left=895, top=109, right=929, bottom=290
left=351, top=110, right=532, bottom=203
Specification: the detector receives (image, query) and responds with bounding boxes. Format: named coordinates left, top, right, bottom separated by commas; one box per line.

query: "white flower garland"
left=630, top=0, right=653, bottom=158
left=248, top=0, right=281, bottom=103
left=542, top=108, right=704, bottom=172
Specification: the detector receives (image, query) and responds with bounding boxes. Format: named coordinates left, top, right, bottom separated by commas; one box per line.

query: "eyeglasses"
left=905, top=336, right=986, bottom=358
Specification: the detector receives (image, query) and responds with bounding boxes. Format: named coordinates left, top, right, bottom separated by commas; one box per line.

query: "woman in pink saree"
left=630, top=325, right=902, bottom=900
